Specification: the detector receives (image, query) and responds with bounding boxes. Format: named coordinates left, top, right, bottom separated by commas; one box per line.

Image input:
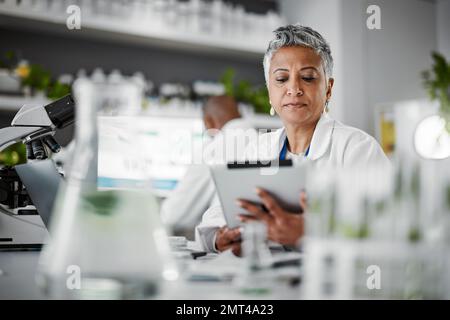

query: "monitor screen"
left=97, top=115, right=204, bottom=197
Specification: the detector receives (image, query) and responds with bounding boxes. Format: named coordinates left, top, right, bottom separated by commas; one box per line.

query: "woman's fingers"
left=216, top=227, right=241, bottom=251
left=255, top=187, right=283, bottom=217
left=238, top=214, right=259, bottom=223
left=222, top=227, right=241, bottom=243
left=219, top=242, right=234, bottom=252
left=231, top=243, right=242, bottom=257
left=237, top=200, right=271, bottom=223
left=271, top=212, right=305, bottom=245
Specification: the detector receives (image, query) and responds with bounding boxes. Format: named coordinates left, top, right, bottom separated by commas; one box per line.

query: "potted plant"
left=422, top=52, right=450, bottom=133
left=414, top=52, right=450, bottom=160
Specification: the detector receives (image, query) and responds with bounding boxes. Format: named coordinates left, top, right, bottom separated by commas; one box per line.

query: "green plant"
left=20, top=63, right=70, bottom=99
left=220, top=68, right=271, bottom=114
left=422, top=52, right=450, bottom=132
left=1, top=50, right=71, bottom=100
left=47, top=80, right=71, bottom=100
left=21, top=64, right=51, bottom=92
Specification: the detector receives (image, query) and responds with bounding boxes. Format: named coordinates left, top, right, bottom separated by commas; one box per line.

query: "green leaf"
left=219, top=68, right=271, bottom=114
left=47, top=81, right=71, bottom=100
left=220, top=68, right=235, bottom=97
left=235, top=80, right=251, bottom=101
left=422, top=52, right=450, bottom=130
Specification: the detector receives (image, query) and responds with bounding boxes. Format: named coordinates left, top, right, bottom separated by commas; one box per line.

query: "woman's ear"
left=326, top=78, right=334, bottom=100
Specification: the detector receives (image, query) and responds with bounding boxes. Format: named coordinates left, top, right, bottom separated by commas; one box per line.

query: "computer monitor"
left=97, top=115, right=204, bottom=197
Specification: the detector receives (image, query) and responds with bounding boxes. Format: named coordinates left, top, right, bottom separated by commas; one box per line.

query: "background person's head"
left=263, top=24, right=334, bottom=129
left=202, top=95, right=241, bottom=131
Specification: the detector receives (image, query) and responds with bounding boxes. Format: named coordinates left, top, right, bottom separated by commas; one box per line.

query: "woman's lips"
left=283, top=103, right=307, bottom=108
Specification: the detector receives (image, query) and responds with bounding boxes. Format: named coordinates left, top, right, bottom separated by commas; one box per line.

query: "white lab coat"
left=195, top=112, right=391, bottom=251
left=160, top=118, right=255, bottom=230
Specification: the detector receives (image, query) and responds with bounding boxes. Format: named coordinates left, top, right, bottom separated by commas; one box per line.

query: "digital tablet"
left=210, top=160, right=307, bottom=228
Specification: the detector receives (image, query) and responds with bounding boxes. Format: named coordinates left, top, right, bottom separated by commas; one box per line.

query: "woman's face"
left=268, top=46, right=333, bottom=128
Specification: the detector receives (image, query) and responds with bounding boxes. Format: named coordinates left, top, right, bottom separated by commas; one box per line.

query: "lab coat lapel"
left=274, top=112, right=335, bottom=161
left=308, top=112, right=335, bottom=160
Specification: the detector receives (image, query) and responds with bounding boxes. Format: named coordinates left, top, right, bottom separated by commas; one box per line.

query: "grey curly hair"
left=263, top=24, right=334, bottom=85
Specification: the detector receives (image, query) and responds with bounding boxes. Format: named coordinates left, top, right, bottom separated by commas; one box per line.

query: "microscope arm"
left=0, top=95, right=75, bottom=157
left=0, top=126, right=51, bottom=152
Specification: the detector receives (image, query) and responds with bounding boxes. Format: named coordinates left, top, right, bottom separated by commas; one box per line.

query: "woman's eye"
left=275, top=78, right=287, bottom=83
left=302, top=77, right=315, bottom=82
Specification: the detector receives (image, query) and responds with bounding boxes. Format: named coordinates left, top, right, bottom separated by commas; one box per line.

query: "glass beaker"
left=36, top=75, right=178, bottom=299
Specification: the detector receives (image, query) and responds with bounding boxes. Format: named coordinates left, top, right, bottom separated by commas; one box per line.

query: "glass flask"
left=36, top=75, right=178, bottom=299
left=234, top=221, right=273, bottom=295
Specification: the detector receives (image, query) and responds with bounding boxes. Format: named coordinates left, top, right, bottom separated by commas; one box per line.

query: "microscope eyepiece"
left=44, top=94, right=75, bottom=129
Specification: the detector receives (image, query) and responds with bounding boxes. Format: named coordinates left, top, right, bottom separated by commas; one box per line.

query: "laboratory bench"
left=0, top=243, right=302, bottom=300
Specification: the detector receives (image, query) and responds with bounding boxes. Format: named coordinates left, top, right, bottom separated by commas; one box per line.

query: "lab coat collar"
left=277, top=112, right=335, bottom=161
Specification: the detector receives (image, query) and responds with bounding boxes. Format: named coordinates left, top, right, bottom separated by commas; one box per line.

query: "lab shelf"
left=0, top=3, right=270, bottom=59
left=0, top=94, right=281, bottom=130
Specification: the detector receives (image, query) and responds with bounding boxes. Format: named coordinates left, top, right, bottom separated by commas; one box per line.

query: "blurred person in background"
left=160, top=95, right=255, bottom=238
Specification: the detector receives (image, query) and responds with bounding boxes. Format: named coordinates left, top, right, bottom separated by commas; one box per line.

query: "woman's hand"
left=238, top=188, right=307, bottom=246
left=214, top=226, right=242, bottom=256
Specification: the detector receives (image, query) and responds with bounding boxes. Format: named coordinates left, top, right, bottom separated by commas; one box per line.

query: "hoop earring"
left=270, top=106, right=275, bottom=116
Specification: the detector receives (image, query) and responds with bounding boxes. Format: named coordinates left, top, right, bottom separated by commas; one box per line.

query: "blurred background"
left=0, top=0, right=448, bottom=138
left=0, top=0, right=449, bottom=300
left=0, top=0, right=449, bottom=190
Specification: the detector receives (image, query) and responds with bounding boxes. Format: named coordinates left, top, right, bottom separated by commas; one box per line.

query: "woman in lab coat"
left=196, top=24, right=390, bottom=255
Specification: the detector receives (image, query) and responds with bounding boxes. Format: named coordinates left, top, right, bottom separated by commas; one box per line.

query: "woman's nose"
left=287, top=88, right=304, bottom=96
left=286, top=80, right=304, bottom=96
